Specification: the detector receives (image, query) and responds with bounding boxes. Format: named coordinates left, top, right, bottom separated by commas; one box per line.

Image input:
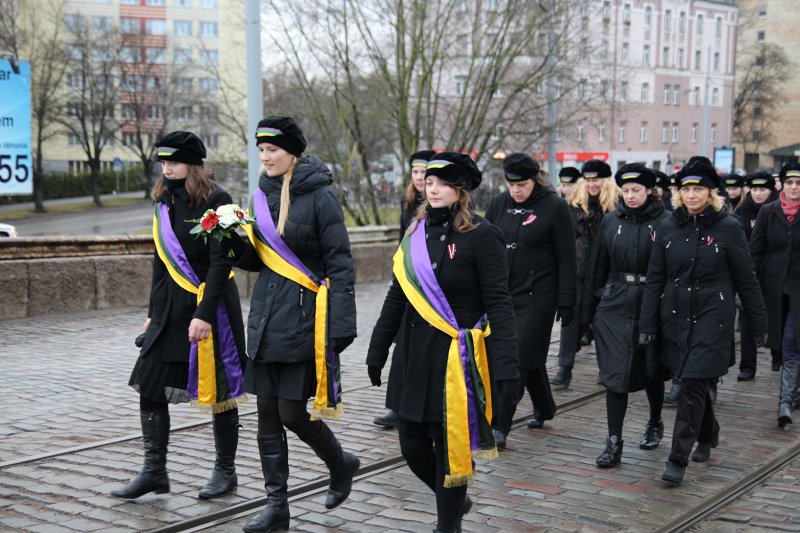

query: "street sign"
left=112, top=156, right=122, bottom=172
left=0, top=60, right=32, bottom=195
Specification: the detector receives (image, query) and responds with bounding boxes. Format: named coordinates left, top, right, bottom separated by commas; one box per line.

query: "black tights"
left=605, top=381, right=665, bottom=437
left=397, top=418, right=466, bottom=532
left=139, top=396, right=238, bottom=423
left=256, top=396, right=321, bottom=440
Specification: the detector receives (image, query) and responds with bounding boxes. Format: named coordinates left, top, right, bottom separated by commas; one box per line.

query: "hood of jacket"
left=672, top=204, right=726, bottom=227
left=259, top=154, right=333, bottom=197
left=615, top=197, right=665, bottom=223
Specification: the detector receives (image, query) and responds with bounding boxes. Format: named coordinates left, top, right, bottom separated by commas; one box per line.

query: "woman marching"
left=582, top=164, right=670, bottom=468
left=749, top=162, right=800, bottom=427
left=733, top=172, right=778, bottom=382
left=557, top=166, right=581, bottom=200
left=222, top=116, right=359, bottom=532
left=553, top=160, right=619, bottom=387
left=366, top=152, right=519, bottom=532
left=484, top=153, right=576, bottom=444
left=373, top=149, right=436, bottom=430
left=112, top=131, right=247, bottom=500
left=639, top=157, right=767, bottom=486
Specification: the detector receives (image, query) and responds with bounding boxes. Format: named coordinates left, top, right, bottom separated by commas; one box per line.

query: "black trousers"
left=668, top=378, right=719, bottom=465
left=397, top=418, right=466, bottom=531
left=522, top=367, right=556, bottom=420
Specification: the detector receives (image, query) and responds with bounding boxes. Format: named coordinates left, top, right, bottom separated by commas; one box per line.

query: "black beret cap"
left=559, top=167, right=581, bottom=183
left=722, top=173, right=746, bottom=187
left=581, top=159, right=612, bottom=179
left=255, top=116, right=307, bottom=157
left=747, top=171, right=776, bottom=191
left=155, top=130, right=206, bottom=165
left=503, top=153, right=540, bottom=182
left=425, top=151, right=482, bottom=191
left=780, top=162, right=800, bottom=183
left=409, top=150, right=436, bottom=168
left=654, top=170, right=671, bottom=190
left=615, top=163, right=656, bottom=188
left=675, top=157, right=720, bottom=189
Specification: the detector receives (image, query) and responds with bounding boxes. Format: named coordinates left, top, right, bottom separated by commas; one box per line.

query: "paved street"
left=1, top=281, right=799, bottom=532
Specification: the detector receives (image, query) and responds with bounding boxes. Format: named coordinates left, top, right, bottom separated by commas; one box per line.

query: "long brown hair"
left=403, top=179, right=420, bottom=209
left=151, top=164, right=216, bottom=208
left=412, top=186, right=478, bottom=234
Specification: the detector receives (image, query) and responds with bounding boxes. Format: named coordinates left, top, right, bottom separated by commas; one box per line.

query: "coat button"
left=426, top=233, right=430, bottom=239
left=440, top=234, right=446, bottom=241
left=432, top=262, right=438, bottom=269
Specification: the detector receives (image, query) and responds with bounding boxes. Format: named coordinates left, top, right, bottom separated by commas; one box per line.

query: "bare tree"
left=263, top=0, right=584, bottom=224
left=733, top=42, right=791, bottom=170
left=0, top=0, right=68, bottom=212
left=58, top=20, right=122, bottom=206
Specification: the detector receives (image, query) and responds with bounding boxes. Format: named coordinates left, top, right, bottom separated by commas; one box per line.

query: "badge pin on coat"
left=447, top=243, right=456, bottom=259
left=649, top=225, right=656, bottom=242
left=706, top=235, right=714, bottom=246
left=522, top=214, right=537, bottom=226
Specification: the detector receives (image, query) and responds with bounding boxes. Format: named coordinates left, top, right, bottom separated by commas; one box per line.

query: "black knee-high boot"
left=304, top=422, right=360, bottom=509
left=243, top=432, right=290, bottom=533
left=199, top=408, right=239, bottom=499
left=111, top=409, right=170, bottom=499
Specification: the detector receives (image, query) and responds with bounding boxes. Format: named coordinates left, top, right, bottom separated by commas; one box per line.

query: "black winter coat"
left=234, top=155, right=357, bottom=363
left=143, top=184, right=246, bottom=364
left=400, top=192, right=424, bottom=240
left=366, top=208, right=519, bottom=423
left=484, top=186, right=576, bottom=369
left=572, top=196, right=606, bottom=281
left=734, top=192, right=776, bottom=242
left=583, top=199, right=669, bottom=393
left=750, top=200, right=800, bottom=352
left=640, top=206, right=767, bottom=379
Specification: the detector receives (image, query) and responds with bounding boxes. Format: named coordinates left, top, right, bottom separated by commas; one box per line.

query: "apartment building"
left=37, top=0, right=245, bottom=173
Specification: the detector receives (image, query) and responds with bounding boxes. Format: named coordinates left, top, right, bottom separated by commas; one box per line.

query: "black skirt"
left=244, top=359, right=316, bottom=401
left=129, top=353, right=189, bottom=404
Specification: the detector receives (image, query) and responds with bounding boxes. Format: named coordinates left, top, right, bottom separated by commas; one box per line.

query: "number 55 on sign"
left=0, top=59, right=32, bottom=196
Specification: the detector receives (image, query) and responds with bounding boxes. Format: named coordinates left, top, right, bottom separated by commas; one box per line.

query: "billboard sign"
left=714, top=146, right=735, bottom=175
left=0, top=60, right=32, bottom=195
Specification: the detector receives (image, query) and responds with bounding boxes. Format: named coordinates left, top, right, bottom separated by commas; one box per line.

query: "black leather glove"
left=134, top=332, right=147, bottom=348
left=754, top=334, right=767, bottom=348
left=556, top=306, right=574, bottom=327
left=638, top=333, right=655, bottom=346
left=367, top=365, right=382, bottom=387
left=332, top=336, right=355, bottom=354
left=218, top=231, right=245, bottom=258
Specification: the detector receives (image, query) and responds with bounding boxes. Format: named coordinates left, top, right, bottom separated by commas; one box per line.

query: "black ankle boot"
left=691, top=442, right=712, bottom=462
left=111, top=409, right=170, bottom=499
left=492, top=429, right=507, bottom=451
left=305, top=423, right=360, bottom=509
left=664, top=379, right=681, bottom=405
left=662, top=460, right=685, bottom=486
left=455, top=495, right=472, bottom=533
left=595, top=435, right=623, bottom=468
left=199, top=408, right=239, bottom=499
left=372, top=409, right=398, bottom=429
left=527, top=412, right=545, bottom=429
left=639, top=419, right=664, bottom=450
left=243, top=432, right=290, bottom=533
left=551, top=366, right=572, bottom=387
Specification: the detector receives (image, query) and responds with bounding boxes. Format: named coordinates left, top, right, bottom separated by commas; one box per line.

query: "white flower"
left=216, top=204, right=242, bottom=218
left=217, top=213, right=241, bottom=229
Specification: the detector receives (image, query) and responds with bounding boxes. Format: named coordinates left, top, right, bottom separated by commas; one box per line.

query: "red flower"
left=201, top=212, right=220, bottom=230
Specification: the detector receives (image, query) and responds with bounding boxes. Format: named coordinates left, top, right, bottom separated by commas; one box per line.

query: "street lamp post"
left=245, top=0, right=262, bottom=197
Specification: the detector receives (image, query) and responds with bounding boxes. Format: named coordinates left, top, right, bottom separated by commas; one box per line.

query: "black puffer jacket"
left=583, top=199, right=669, bottom=392
left=640, top=206, right=767, bottom=379
left=143, top=184, right=246, bottom=363
left=366, top=207, right=519, bottom=423
left=234, top=155, right=357, bottom=363
left=484, top=185, right=576, bottom=369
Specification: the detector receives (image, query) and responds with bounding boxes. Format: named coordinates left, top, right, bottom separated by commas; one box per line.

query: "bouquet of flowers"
left=187, top=204, right=254, bottom=255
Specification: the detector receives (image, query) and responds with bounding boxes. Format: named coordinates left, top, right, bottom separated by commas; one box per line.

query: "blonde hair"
left=412, top=187, right=477, bottom=234
left=151, top=164, right=215, bottom=208
left=276, top=157, right=298, bottom=236
left=568, top=178, right=619, bottom=214
left=672, top=187, right=725, bottom=212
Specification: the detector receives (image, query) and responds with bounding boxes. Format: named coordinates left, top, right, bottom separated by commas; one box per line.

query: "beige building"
left=36, top=0, right=246, bottom=173
left=735, top=0, right=800, bottom=172
left=548, top=0, right=738, bottom=174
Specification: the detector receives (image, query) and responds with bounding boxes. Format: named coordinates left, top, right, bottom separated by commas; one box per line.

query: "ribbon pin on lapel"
left=522, top=214, right=537, bottom=226
left=448, top=243, right=456, bottom=259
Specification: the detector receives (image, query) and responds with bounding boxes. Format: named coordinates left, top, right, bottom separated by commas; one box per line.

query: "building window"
left=68, top=133, right=81, bottom=146
left=174, top=20, right=192, bottom=35
left=93, top=16, right=113, bottom=32
left=640, top=82, right=649, bottom=103
left=661, top=122, right=669, bottom=143
left=121, top=104, right=137, bottom=120
left=643, top=44, right=650, bottom=65
left=695, top=50, right=702, bottom=70
left=752, top=130, right=761, bottom=142
left=598, top=120, right=607, bottom=142
left=121, top=75, right=140, bottom=91
left=484, top=0, right=498, bottom=11
left=716, top=17, right=723, bottom=38
left=579, top=38, right=589, bottom=57
left=673, top=84, right=681, bottom=105
left=713, top=52, right=720, bottom=72
left=199, top=21, right=218, bottom=37
left=120, top=17, right=140, bottom=34
left=454, top=75, right=467, bottom=96
left=672, top=123, right=679, bottom=143
left=120, top=0, right=139, bottom=4
left=620, top=81, right=628, bottom=101
left=640, top=122, right=648, bottom=143
left=176, top=105, right=193, bottom=120
left=711, top=87, right=719, bottom=106
left=122, top=131, right=138, bottom=146
left=623, top=3, right=631, bottom=23
left=174, top=48, right=192, bottom=64
left=199, top=77, right=219, bottom=93
left=176, top=77, right=193, bottom=93
left=174, top=0, right=193, bottom=6
left=677, top=48, right=684, bottom=69
left=92, top=46, right=113, bottom=63
left=753, top=106, right=763, bottom=118
left=578, top=78, right=587, bottom=100
left=602, top=1, right=610, bottom=21
left=664, top=9, right=671, bottom=32
left=644, top=6, right=652, bottom=27
left=200, top=104, right=217, bottom=120
left=662, top=46, right=670, bottom=67
left=757, top=30, right=765, bottom=43
left=600, top=40, right=609, bottom=61
left=691, top=123, right=698, bottom=143
left=145, top=75, right=164, bottom=91
left=147, top=105, right=165, bottom=120
left=711, top=123, right=718, bottom=143
left=691, top=86, right=700, bottom=105
left=619, top=121, right=627, bottom=143
left=202, top=134, right=219, bottom=148
left=120, top=47, right=141, bottom=63
left=201, top=0, right=219, bottom=7
left=145, top=47, right=166, bottom=64
left=679, top=11, right=686, bottom=34
left=577, top=120, right=585, bottom=142
left=758, top=4, right=767, bottom=18
left=146, top=0, right=166, bottom=5
left=67, top=73, right=84, bottom=90
left=67, top=101, right=82, bottom=117
left=199, top=49, right=218, bottom=65
left=621, top=42, right=629, bottom=63
left=600, top=78, right=609, bottom=99
left=696, top=14, right=704, bottom=35
left=145, top=19, right=167, bottom=35
left=663, top=84, right=671, bottom=104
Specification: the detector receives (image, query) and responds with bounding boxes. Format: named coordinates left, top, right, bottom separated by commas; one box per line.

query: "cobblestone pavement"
left=1, top=281, right=799, bottom=532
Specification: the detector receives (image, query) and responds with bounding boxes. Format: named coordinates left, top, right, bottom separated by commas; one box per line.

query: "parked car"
left=0, top=223, right=17, bottom=237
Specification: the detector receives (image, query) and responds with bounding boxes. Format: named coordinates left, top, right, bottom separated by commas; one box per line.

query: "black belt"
left=610, top=272, right=647, bottom=284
